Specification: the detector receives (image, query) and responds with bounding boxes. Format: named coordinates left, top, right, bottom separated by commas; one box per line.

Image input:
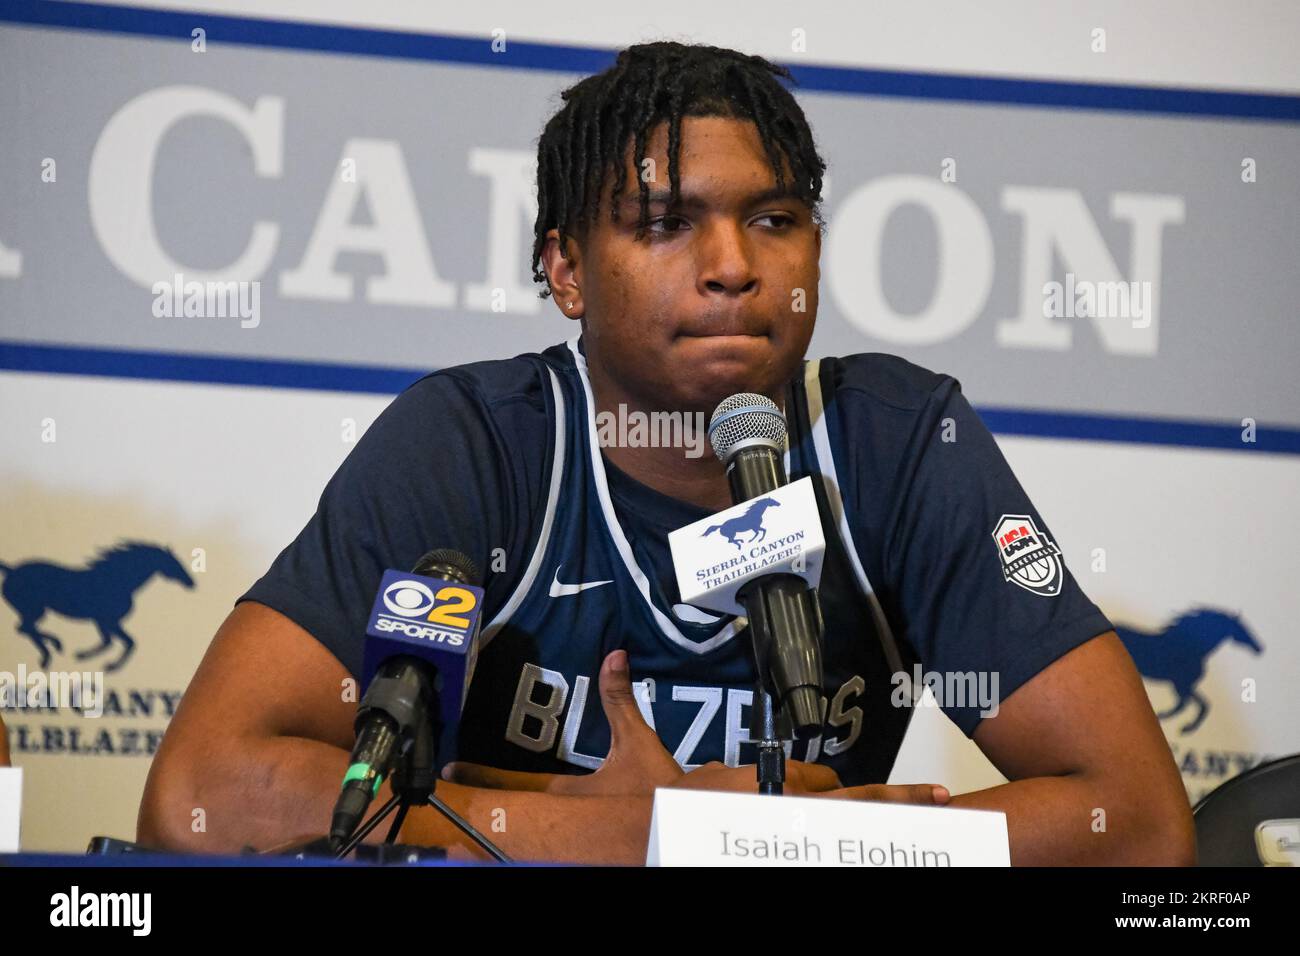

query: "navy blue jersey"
left=239, top=335, right=1112, bottom=786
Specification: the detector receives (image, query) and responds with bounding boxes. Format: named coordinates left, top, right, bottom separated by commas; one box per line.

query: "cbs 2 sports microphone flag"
left=364, top=570, right=486, bottom=771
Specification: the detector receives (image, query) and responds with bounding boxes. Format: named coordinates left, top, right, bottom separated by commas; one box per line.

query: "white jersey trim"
left=566, top=335, right=746, bottom=655
left=481, top=364, right=567, bottom=648
left=802, top=359, right=908, bottom=677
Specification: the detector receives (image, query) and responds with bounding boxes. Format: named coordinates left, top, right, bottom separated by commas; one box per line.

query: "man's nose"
left=697, top=223, right=759, bottom=296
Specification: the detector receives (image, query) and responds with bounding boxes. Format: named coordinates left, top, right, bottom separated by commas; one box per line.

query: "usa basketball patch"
left=992, top=514, right=1063, bottom=597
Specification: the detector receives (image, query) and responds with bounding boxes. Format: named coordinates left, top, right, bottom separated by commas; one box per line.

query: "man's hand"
left=670, top=760, right=843, bottom=794
left=446, top=649, right=950, bottom=808
left=444, top=649, right=684, bottom=796
left=672, top=762, right=950, bottom=806
left=816, top=783, right=950, bottom=804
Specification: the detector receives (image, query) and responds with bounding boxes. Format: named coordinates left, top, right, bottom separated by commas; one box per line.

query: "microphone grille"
left=412, top=548, right=481, bottom=585
left=708, top=393, right=786, bottom=462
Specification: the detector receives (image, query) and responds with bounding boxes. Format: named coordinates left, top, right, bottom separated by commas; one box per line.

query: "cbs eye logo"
left=382, top=579, right=478, bottom=629
left=383, top=580, right=436, bottom=617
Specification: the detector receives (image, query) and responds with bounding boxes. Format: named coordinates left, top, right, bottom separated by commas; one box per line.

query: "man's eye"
left=646, top=215, right=688, bottom=235
left=643, top=213, right=794, bottom=237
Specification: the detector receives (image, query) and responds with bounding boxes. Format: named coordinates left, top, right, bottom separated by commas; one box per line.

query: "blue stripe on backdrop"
left=3, top=4, right=1298, bottom=454
left=2, top=0, right=1299, bottom=121
left=976, top=407, right=1299, bottom=455
left=3, top=340, right=1297, bottom=456
left=0, top=341, right=427, bottom=396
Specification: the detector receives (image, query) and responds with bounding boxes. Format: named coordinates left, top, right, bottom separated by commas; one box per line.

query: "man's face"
left=561, top=115, right=821, bottom=414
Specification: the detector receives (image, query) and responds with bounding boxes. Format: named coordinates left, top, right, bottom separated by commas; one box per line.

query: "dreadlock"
left=530, top=41, right=828, bottom=299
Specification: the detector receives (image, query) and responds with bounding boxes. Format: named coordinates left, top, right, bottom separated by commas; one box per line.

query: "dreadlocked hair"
left=530, top=41, right=828, bottom=299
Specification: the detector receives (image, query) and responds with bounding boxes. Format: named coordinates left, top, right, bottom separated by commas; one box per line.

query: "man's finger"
left=822, top=783, right=951, bottom=804
left=441, top=761, right=557, bottom=792
left=790, top=762, right=842, bottom=792
left=597, top=649, right=649, bottom=745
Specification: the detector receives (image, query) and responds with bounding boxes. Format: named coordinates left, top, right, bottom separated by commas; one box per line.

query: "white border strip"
left=57, top=0, right=1300, bottom=94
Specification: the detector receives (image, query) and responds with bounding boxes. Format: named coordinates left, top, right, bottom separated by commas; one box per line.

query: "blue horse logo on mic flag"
left=701, top=498, right=781, bottom=551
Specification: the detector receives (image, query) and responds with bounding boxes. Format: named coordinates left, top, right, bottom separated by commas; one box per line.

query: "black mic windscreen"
left=412, top=548, right=480, bottom=585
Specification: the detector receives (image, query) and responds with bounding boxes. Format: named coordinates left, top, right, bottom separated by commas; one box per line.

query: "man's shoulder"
left=356, top=345, right=569, bottom=468
left=818, top=351, right=956, bottom=414
left=401, top=344, right=566, bottom=412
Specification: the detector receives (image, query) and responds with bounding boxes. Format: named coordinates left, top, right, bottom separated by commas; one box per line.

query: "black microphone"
left=708, top=393, right=825, bottom=738
left=329, top=548, right=481, bottom=849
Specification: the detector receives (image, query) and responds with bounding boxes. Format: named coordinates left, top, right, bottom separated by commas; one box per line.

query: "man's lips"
left=679, top=331, right=767, bottom=339
left=676, top=311, right=771, bottom=339
left=677, top=324, right=770, bottom=339
left=675, top=333, right=772, bottom=362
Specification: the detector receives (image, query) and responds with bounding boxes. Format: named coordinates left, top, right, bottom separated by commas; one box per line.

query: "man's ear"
left=812, top=221, right=823, bottom=285
left=541, top=227, right=584, bottom=320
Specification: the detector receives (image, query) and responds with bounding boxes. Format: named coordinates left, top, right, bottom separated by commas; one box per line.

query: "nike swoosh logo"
left=549, top=565, right=614, bottom=597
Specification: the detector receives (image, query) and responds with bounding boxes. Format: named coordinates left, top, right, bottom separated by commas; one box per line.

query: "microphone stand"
left=334, top=714, right=512, bottom=863
left=751, top=684, right=791, bottom=796
left=744, top=599, right=797, bottom=796
left=742, top=572, right=825, bottom=797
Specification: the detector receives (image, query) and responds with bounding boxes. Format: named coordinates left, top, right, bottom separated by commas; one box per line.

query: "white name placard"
left=646, top=788, right=1009, bottom=867
left=0, top=767, right=22, bottom=853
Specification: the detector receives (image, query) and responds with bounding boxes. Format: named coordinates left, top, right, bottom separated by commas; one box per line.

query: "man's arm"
left=137, top=602, right=652, bottom=865
left=944, top=630, right=1196, bottom=866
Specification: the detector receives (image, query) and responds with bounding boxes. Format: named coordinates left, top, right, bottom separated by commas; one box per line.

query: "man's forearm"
left=399, top=782, right=652, bottom=865
left=947, top=774, right=1195, bottom=865
left=140, top=735, right=371, bottom=853
left=140, top=736, right=652, bottom=864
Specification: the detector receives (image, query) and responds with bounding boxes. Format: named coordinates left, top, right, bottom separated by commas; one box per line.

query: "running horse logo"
left=0, top=542, right=195, bottom=672
left=702, top=498, right=781, bottom=551
left=1116, top=608, right=1262, bottom=735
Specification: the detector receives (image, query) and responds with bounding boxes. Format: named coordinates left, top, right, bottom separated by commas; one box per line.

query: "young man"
left=138, top=42, right=1194, bottom=865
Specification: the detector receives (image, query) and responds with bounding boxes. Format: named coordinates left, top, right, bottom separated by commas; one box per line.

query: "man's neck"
left=601, top=439, right=734, bottom=514
left=586, top=360, right=787, bottom=515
